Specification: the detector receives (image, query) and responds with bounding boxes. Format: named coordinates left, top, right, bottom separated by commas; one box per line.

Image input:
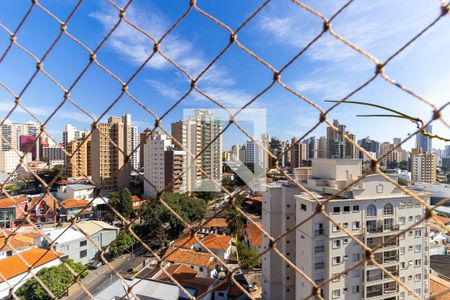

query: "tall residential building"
left=66, top=139, right=90, bottom=178
left=0, top=119, right=38, bottom=151
left=245, top=140, right=263, bottom=167
left=143, top=134, right=186, bottom=197
left=41, top=144, right=65, bottom=163
left=63, top=124, right=87, bottom=149
left=290, top=138, right=307, bottom=169
left=0, top=150, right=32, bottom=173
left=306, top=137, right=319, bottom=160
left=318, top=136, right=328, bottom=158
left=130, top=126, right=140, bottom=171
left=411, top=152, right=436, bottom=183
left=231, top=144, right=240, bottom=161
left=359, top=137, right=380, bottom=157
left=269, top=137, right=288, bottom=168
left=239, top=144, right=247, bottom=163
left=345, top=133, right=358, bottom=159
left=416, top=125, right=432, bottom=153
left=171, top=110, right=222, bottom=192
left=444, top=145, right=450, bottom=157
left=139, top=128, right=153, bottom=169
left=263, top=159, right=430, bottom=300
left=327, top=119, right=347, bottom=159
left=90, top=114, right=132, bottom=193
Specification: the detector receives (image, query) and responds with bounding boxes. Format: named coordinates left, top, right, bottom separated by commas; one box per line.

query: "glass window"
left=332, top=256, right=341, bottom=265
left=80, top=250, right=87, bottom=258
left=400, top=247, right=405, bottom=255
left=353, top=205, right=359, bottom=212
left=415, top=274, right=421, bottom=282
left=415, top=245, right=421, bottom=253
left=332, top=273, right=340, bottom=282
left=351, top=269, right=360, bottom=278
left=415, top=259, right=421, bottom=267
left=332, top=224, right=340, bottom=232
left=343, top=222, right=348, bottom=228
left=383, top=203, right=393, bottom=215
left=399, top=202, right=405, bottom=209
left=352, top=286, right=359, bottom=294
left=343, top=238, right=349, bottom=244
left=343, top=206, right=350, bottom=213
left=353, top=253, right=360, bottom=262
left=80, top=240, right=87, bottom=247
left=333, top=207, right=340, bottom=213
left=333, top=240, right=341, bottom=249
left=415, top=230, right=421, bottom=237
left=367, top=205, right=377, bottom=217
left=399, top=216, right=405, bottom=225
left=353, top=221, right=360, bottom=230
left=332, top=290, right=340, bottom=298
left=415, top=215, right=421, bottom=222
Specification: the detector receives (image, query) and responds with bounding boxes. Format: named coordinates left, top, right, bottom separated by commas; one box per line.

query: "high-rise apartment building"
left=306, top=137, right=319, bottom=160
left=62, top=124, right=87, bottom=149
left=0, top=120, right=38, bottom=151
left=90, top=114, right=132, bottom=193
left=41, top=144, right=65, bottom=163
left=327, top=120, right=347, bottom=159
left=290, top=138, right=307, bottom=169
left=359, top=137, right=380, bottom=157
left=231, top=145, right=240, bottom=161
left=239, top=145, right=247, bottom=163
left=171, top=110, right=222, bottom=192
left=139, top=128, right=153, bottom=169
left=130, top=126, right=140, bottom=172
left=246, top=140, right=263, bottom=167
left=318, top=136, right=328, bottom=158
left=66, top=139, right=90, bottom=178
left=416, top=125, right=432, bottom=153
left=0, top=150, right=32, bottom=173
left=263, top=159, right=430, bottom=300
left=143, top=134, right=186, bottom=197
left=345, top=133, right=358, bottom=159
left=411, top=152, right=436, bottom=183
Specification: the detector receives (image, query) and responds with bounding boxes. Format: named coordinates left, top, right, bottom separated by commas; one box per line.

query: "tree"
left=119, top=188, right=134, bottom=220
left=398, top=178, right=408, bottom=186
left=109, top=230, right=136, bottom=257
left=227, top=208, right=244, bottom=241
left=17, top=259, right=87, bottom=300
left=237, top=241, right=261, bottom=269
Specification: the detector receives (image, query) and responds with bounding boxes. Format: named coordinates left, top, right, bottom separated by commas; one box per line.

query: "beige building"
left=0, top=150, right=32, bottom=173
left=66, top=139, right=90, bottom=177
left=411, top=152, right=436, bottom=183
left=172, top=110, right=222, bottom=192
left=263, top=159, right=430, bottom=300
left=143, top=134, right=186, bottom=197
left=90, top=114, right=132, bottom=193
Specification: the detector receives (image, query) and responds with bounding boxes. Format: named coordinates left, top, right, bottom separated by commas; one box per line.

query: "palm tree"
left=227, top=208, right=244, bottom=242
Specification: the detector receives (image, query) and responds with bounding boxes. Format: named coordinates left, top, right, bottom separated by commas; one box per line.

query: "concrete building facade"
left=411, top=152, right=436, bottom=184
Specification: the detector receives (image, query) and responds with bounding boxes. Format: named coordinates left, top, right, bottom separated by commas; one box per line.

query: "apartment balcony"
left=366, top=223, right=399, bottom=235
left=314, top=229, right=324, bottom=236
left=365, top=282, right=398, bottom=299
left=314, top=246, right=324, bottom=253
left=314, top=262, right=324, bottom=270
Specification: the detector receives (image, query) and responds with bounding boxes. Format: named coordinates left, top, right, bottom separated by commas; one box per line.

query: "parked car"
left=87, top=260, right=104, bottom=269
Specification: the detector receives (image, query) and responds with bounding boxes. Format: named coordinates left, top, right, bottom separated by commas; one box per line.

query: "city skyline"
left=1, top=1, right=449, bottom=151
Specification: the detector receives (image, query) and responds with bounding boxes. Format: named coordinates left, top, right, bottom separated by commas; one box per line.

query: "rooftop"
left=0, top=196, right=28, bottom=208
left=199, top=234, right=232, bottom=251
left=0, top=248, right=63, bottom=282
left=163, top=248, right=215, bottom=269
left=246, top=222, right=263, bottom=247
left=67, top=184, right=95, bottom=190
left=203, top=217, right=228, bottom=228
left=171, top=233, right=199, bottom=249
left=43, top=226, right=86, bottom=244
left=61, top=199, right=91, bottom=209
left=0, top=235, right=35, bottom=252
left=156, top=263, right=198, bottom=282
left=76, top=220, right=118, bottom=236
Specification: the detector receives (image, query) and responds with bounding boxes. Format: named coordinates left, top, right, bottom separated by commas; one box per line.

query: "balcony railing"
left=314, top=246, right=324, bottom=253
left=366, top=290, right=383, bottom=298
left=314, top=262, right=324, bottom=269
left=366, top=224, right=399, bottom=234
left=314, top=229, right=324, bottom=236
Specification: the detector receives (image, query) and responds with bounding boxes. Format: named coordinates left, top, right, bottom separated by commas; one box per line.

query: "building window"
left=415, top=259, right=421, bottom=267
left=333, top=207, right=340, bottom=214
left=400, top=247, right=405, bottom=255
left=414, top=274, right=421, bottom=282
left=301, top=204, right=307, bottom=211
left=332, top=289, right=340, bottom=298
left=367, top=205, right=377, bottom=217
left=199, top=267, right=204, bottom=272
left=415, top=215, right=421, bottom=222
left=399, top=216, right=405, bottom=225
left=343, top=206, right=350, bottom=213
left=383, top=203, right=393, bottom=215
left=352, top=286, right=360, bottom=294
left=414, top=245, right=421, bottom=253
left=353, top=253, right=360, bottom=262
left=80, top=240, right=87, bottom=247
left=218, top=292, right=225, bottom=297
left=415, top=230, right=421, bottom=237
left=332, top=256, right=341, bottom=265
left=332, top=273, right=340, bottom=282
left=352, top=221, right=360, bottom=230
left=353, top=205, right=359, bottom=212
left=333, top=240, right=341, bottom=249
left=351, top=269, right=360, bottom=278
left=414, top=288, right=421, bottom=295
left=343, top=238, right=349, bottom=244
left=399, top=202, right=405, bottom=209
left=80, top=250, right=87, bottom=258
left=332, top=224, right=340, bottom=232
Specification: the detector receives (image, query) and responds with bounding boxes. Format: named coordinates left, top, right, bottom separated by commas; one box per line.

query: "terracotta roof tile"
left=171, top=233, right=200, bottom=249
left=430, top=274, right=450, bottom=300
left=163, top=248, right=215, bottom=269
left=0, top=196, right=28, bottom=208
left=203, top=218, right=228, bottom=228
left=0, top=235, right=34, bottom=251
left=200, top=234, right=232, bottom=251
left=434, top=216, right=450, bottom=226
left=0, top=248, right=63, bottom=282
left=156, top=263, right=198, bottom=281
left=61, top=199, right=91, bottom=209
left=246, top=222, right=263, bottom=247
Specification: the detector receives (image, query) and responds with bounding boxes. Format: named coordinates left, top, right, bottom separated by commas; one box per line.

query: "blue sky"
left=0, top=0, right=449, bottom=151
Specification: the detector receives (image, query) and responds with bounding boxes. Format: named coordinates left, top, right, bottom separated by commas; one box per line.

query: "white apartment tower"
left=130, top=126, right=140, bottom=171
left=171, top=110, right=222, bottom=192
left=62, top=124, right=87, bottom=148
left=263, top=159, right=430, bottom=300
left=143, top=134, right=186, bottom=197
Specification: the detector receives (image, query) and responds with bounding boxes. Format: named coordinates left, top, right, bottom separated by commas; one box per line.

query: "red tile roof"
left=203, top=218, right=228, bottom=228
left=61, top=199, right=91, bottom=209
left=0, top=235, right=34, bottom=251
left=0, top=196, right=28, bottom=208
left=0, top=248, right=63, bottom=282
left=434, top=216, right=450, bottom=226
left=246, top=222, right=263, bottom=247
left=156, top=263, right=198, bottom=281
left=200, top=234, right=232, bottom=251
left=163, top=248, right=215, bottom=270
left=171, top=233, right=200, bottom=249
left=430, top=274, right=450, bottom=300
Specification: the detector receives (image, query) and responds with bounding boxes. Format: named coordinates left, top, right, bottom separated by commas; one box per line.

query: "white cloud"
left=146, top=80, right=181, bottom=100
